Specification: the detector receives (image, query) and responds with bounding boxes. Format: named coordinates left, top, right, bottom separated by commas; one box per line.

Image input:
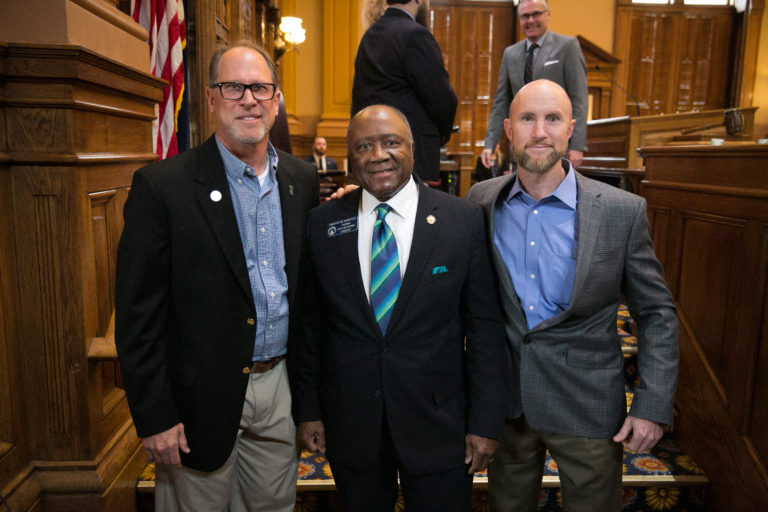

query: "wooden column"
left=0, top=37, right=164, bottom=512
left=316, top=0, right=365, bottom=163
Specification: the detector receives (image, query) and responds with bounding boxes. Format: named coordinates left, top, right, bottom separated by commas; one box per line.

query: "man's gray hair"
left=208, top=40, right=279, bottom=88
left=518, top=0, right=549, bottom=10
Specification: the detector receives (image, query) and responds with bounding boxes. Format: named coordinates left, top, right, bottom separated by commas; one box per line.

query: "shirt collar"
left=361, top=175, right=419, bottom=220
left=387, top=5, right=415, bottom=20
left=508, top=159, right=577, bottom=210
left=526, top=30, right=550, bottom=50
left=216, top=135, right=279, bottom=184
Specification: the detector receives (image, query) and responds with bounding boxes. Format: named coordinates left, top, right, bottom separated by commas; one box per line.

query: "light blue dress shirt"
left=494, top=161, right=578, bottom=329
left=217, top=137, right=289, bottom=361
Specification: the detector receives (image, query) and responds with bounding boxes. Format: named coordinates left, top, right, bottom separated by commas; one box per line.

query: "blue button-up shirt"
left=494, top=161, right=578, bottom=329
left=217, top=137, right=289, bottom=361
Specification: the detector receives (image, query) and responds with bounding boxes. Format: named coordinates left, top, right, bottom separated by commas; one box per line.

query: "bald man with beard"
left=468, top=80, right=678, bottom=511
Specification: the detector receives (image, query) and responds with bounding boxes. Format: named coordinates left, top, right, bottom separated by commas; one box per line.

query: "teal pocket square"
left=432, top=266, right=448, bottom=275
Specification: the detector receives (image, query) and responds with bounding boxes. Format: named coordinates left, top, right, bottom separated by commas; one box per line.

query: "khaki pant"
left=155, top=360, right=297, bottom=512
left=489, top=416, right=623, bottom=512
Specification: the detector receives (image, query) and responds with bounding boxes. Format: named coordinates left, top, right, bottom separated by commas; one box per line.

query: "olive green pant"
left=488, top=416, right=623, bottom=512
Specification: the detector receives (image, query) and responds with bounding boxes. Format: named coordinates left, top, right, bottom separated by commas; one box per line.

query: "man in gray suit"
left=468, top=79, right=678, bottom=511
left=481, top=0, right=588, bottom=170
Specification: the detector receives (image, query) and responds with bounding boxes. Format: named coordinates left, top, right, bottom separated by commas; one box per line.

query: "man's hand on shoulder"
left=325, top=184, right=359, bottom=201
left=613, top=416, right=663, bottom=452
left=143, top=422, right=189, bottom=467
left=464, top=434, right=498, bottom=474
left=298, top=420, right=327, bottom=454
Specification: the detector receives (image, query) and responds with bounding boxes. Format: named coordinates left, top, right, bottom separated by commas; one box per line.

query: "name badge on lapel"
left=327, top=217, right=358, bottom=237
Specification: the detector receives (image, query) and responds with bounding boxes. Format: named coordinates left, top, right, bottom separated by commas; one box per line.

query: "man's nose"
left=372, top=143, right=389, bottom=161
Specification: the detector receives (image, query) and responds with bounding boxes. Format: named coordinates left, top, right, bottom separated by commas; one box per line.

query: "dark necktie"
left=370, top=204, right=400, bottom=334
left=524, top=43, right=538, bottom=84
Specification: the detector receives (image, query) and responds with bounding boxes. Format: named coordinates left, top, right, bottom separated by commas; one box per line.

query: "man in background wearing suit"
left=481, top=0, right=588, bottom=170
left=294, top=105, right=508, bottom=512
left=468, top=80, right=678, bottom=511
left=352, top=0, right=458, bottom=183
left=115, top=42, right=318, bottom=511
left=303, top=136, right=339, bottom=171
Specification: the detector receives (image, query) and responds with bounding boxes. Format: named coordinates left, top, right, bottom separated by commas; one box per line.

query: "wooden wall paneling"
left=189, top=0, right=218, bottom=145
left=1, top=43, right=163, bottom=511
left=431, top=1, right=515, bottom=159
left=616, top=4, right=740, bottom=118
left=0, top=43, right=35, bottom=509
left=638, top=144, right=768, bottom=511
left=675, top=10, right=732, bottom=113
left=733, top=0, right=765, bottom=109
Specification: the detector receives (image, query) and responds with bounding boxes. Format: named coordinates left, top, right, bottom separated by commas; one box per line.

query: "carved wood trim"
left=641, top=181, right=768, bottom=199
left=69, top=0, right=149, bottom=40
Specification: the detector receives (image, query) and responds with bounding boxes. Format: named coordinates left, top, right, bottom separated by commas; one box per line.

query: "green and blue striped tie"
left=370, top=204, right=400, bottom=334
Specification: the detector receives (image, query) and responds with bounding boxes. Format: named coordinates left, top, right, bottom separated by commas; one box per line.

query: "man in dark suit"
left=351, top=0, right=458, bottom=183
left=115, top=42, right=318, bottom=511
left=481, top=0, right=588, bottom=169
left=294, top=105, right=508, bottom=512
left=303, top=136, right=339, bottom=171
left=468, top=80, right=678, bottom=511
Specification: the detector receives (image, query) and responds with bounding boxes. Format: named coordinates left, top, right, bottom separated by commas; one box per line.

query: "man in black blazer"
left=303, top=136, right=339, bottom=171
left=294, top=105, right=508, bottom=511
left=352, top=0, right=458, bottom=183
left=115, top=43, right=318, bottom=511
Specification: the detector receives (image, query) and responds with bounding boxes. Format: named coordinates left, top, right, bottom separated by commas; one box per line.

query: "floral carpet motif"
left=138, top=306, right=707, bottom=511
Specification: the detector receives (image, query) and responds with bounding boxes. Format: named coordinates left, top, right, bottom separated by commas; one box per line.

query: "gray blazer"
left=467, top=172, right=678, bottom=439
left=484, top=31, right=588, bottom=152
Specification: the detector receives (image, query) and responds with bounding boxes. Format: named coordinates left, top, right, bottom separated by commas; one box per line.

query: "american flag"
left=132, top=0, right=187, bottom=159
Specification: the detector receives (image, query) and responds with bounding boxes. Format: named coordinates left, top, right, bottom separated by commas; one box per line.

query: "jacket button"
left=247, top=318, right=255, bottom=325
left=374, top=390, right=382, bottom=398
left=242, top=367, right=251, bottom=374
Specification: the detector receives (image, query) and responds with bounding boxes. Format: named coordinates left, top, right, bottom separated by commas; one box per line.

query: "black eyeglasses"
left=213, top=82, right=277, bottom=101
left=519, top=10, right=548, bottom=21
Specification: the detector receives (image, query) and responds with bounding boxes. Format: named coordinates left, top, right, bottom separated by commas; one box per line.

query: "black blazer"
left=294, top=185, right=508, bottom=475
left=115, top=136, right=318, bottom=472
left=351, top=9, right=458, bottom=182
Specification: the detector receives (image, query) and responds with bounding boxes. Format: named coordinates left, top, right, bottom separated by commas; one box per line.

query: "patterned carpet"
left=137, top=306, right=708, bottom=511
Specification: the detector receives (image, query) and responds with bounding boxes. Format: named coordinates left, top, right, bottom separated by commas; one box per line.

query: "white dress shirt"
left=357, top=176, right=419, bottom=301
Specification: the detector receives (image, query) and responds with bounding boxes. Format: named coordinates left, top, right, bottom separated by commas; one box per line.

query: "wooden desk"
left=585, top=107, right=758, bottom=169
left=637, top=143, right=768, bottom=511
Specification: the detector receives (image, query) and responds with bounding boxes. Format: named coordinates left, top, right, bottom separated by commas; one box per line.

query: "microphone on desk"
left=594, top=64, right=642, bottom=117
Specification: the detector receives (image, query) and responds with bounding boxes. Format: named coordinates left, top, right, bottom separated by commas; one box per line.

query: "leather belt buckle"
left=246, top=354, right=285, bottom=374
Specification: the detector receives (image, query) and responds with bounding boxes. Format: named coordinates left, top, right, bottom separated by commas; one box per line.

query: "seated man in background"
left=304, top=136, right=339, bottom=171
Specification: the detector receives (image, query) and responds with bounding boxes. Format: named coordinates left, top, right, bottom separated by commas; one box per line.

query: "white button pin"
left=210, top=190, right=222, bottom=202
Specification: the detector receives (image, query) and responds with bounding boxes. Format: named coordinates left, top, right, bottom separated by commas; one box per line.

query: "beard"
left=225, top=119, right=270, bottom=147
left=415, top=2, right=429, bottom=26
left=512, top=141, right=566, bottom=174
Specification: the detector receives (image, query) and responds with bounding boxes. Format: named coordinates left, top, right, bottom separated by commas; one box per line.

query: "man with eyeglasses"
left=481, top=0, right=588, bottom=170
left=115, top=41, right=318, bottom=511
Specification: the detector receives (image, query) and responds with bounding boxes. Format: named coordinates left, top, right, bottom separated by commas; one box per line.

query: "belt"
left=243, top=354, right=286, bottom=374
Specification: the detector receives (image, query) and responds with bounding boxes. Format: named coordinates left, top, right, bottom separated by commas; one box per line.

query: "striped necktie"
left=370, top=204, right=400, bottom=334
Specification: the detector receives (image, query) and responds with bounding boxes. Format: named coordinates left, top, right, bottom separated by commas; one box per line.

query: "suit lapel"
left=276, top=156, right=300, bottom=305
left=385, top=187, right=440, bottom=333
left=194, top=137, right=253, bottom=305
left=482, top=175, right=530, bottom=335
left=333, top=190, right=382, bottom=335
left=531, top=171, right=603, bottom=333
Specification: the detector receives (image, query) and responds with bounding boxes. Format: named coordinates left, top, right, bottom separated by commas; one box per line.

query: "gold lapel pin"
left=289, top=184, right=295, bottom=195
left=426, top=215, right=436, bottom=224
